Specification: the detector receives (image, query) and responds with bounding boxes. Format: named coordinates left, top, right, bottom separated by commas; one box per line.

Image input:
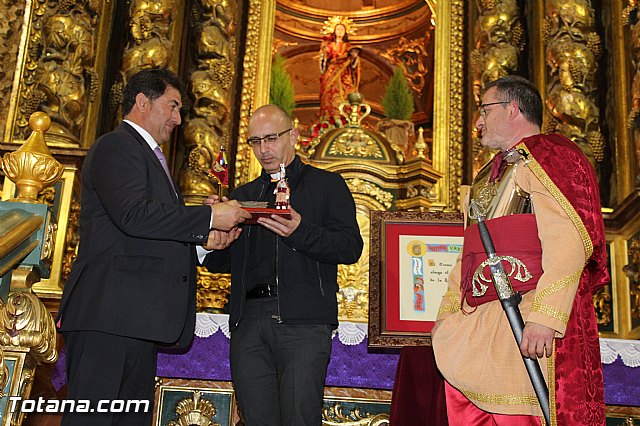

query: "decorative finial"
left=415, top=127, right=427, bottom=159
left=1, top=112, right=64, bottom=202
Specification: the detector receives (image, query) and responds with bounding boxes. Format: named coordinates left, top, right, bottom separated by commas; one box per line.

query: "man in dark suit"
left=57, top=68, right=250, bottom=425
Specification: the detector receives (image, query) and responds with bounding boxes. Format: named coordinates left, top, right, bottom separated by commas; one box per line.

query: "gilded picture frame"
left=368, top=210, right=463, bottom=349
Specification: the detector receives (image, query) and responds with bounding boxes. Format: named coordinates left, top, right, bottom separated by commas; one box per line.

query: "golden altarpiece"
left=0, top=0, right=638, bottom=424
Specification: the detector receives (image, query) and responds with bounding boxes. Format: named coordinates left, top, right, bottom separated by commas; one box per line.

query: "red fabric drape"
left=389, top=346, right=448, bottom=426
left=521, top=134, right=608, bottom=425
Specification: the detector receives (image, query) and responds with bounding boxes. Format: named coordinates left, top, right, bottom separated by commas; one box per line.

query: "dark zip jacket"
left=205, top=156, right=363, bottom=330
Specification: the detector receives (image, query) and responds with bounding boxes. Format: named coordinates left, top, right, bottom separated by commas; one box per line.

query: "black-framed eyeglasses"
left=247, top=128, right=292, bottom=146
left=479, top=101, right=510, bottom=118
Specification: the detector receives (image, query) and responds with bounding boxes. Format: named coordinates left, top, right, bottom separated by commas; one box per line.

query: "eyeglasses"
left=247, top=128, right=292, bottom=146
left=479, top=101, right=510, bottom=118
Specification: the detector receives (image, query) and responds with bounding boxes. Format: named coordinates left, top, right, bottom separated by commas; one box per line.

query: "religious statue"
left=319, top=16, right=361, bottom=122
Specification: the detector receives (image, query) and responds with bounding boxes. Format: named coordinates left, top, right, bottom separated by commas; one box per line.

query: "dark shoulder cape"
left=518, top=133, right=608, bottom=425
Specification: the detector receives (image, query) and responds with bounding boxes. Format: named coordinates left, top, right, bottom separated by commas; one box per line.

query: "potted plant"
left=269, top=54, right=296, bottom=117
left=377, top=66, right=415, bottom=149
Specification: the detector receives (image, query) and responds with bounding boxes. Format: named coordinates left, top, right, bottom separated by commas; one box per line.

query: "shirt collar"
left=123, top=119, right=159, bottom=151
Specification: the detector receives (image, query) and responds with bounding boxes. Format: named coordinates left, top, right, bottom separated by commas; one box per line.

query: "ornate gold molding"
left=322, top=401, right=390, bottom=425
left=432, top=0, right=464, bottom=210
left=234, top=0, right=275, bottom=187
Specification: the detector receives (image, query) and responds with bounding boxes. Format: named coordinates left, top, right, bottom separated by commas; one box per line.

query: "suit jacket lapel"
left=120, top=122, right=180, bottom=203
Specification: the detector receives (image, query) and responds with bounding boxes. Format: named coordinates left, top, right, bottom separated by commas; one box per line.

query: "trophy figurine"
left=274, top=163, right=290, bottom=209
left=239, top=163, right=291, bottom=223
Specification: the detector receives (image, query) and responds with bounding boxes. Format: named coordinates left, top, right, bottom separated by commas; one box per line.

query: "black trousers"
left=61, top=330, right=157, bottom=426
left=230, top=297, right=333, bottom=426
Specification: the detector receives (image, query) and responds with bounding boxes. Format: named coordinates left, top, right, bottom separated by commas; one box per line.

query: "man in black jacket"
left=205, top=105, right=363, bottom=426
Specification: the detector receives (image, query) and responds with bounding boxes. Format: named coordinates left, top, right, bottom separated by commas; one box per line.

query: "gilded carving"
left=623, top=1, right=640, bottom=185
left=16, top=0, right=99, bottom=145
left=327, top=132, right=384, bottom=159
left=167, top=390, right=220, bottom=426
left=472, top=0, right=524, bottom=90
left=448, top=0, right=465, bottom=211
left=594, top=286, right=613, bottom=326
left=61, top=198, right=81, bottom=282
left=123, top=0, right=175, bottom=72
left=319, top=94, right=395, bottom=162
left=179, top=0, right=238, bottom=202
left=0, top=0, right=26, bottom=125
left=624, top=1, right=640, bottom=126
left=471, top=0, right=524, bottom=174
left=0, top=348, right=8, bottom=398
left=337, top=211, right=370, bottom=321
left=42, top=221, right=56, bottom=262
left=625, top=238, right=640, bottom=320
left=108, top=0, right=177, bottom=120
left=379, top=35, right=432, bottom=94
left=345, top=179, right=393, bottom=210
left=0, top=292, right=58, bottom=364
left=2, top=113, right=65, bottom=203
left=322, top=402, right=390, bottom=425
left=196, top=267, right=231, bottom=313
left=543, top=0, right=605, bottom=170
left=235, top=0, right=264, bottom=187
left=201, top=0, right=237, bottom=31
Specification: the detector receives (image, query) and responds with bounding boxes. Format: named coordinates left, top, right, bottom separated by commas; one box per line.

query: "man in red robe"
left=432, top=75, right=609, bottom=425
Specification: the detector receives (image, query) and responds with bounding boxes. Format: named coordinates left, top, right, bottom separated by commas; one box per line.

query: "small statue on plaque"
left=274, top=163, right=290, bottom=209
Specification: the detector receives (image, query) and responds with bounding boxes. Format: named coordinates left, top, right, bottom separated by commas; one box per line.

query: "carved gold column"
left=105, top=0, right=184, bottom=130
left=543, top=0, right=604, bottom=173
left=470, top=0, right=524, bottom=174
left=178, top=0, right=239, bottom=204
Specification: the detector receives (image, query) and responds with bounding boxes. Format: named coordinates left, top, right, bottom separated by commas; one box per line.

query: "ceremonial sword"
left=469, top=200, right=551, bottom=425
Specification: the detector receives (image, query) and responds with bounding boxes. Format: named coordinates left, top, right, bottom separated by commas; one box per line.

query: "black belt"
left=246, top=284, right=278, bottom=299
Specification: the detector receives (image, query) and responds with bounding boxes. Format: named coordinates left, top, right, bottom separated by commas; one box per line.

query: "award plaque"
left=240, top=201, right=291, bottom=224
left=241, top=164, right=291, bottom=225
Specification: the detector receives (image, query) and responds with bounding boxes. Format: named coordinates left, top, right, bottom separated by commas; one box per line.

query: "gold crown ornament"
left=321, top=16, right=357, bottom=36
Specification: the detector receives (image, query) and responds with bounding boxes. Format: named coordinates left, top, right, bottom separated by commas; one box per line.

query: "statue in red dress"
left=319, top=16, right=360, bottom=121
